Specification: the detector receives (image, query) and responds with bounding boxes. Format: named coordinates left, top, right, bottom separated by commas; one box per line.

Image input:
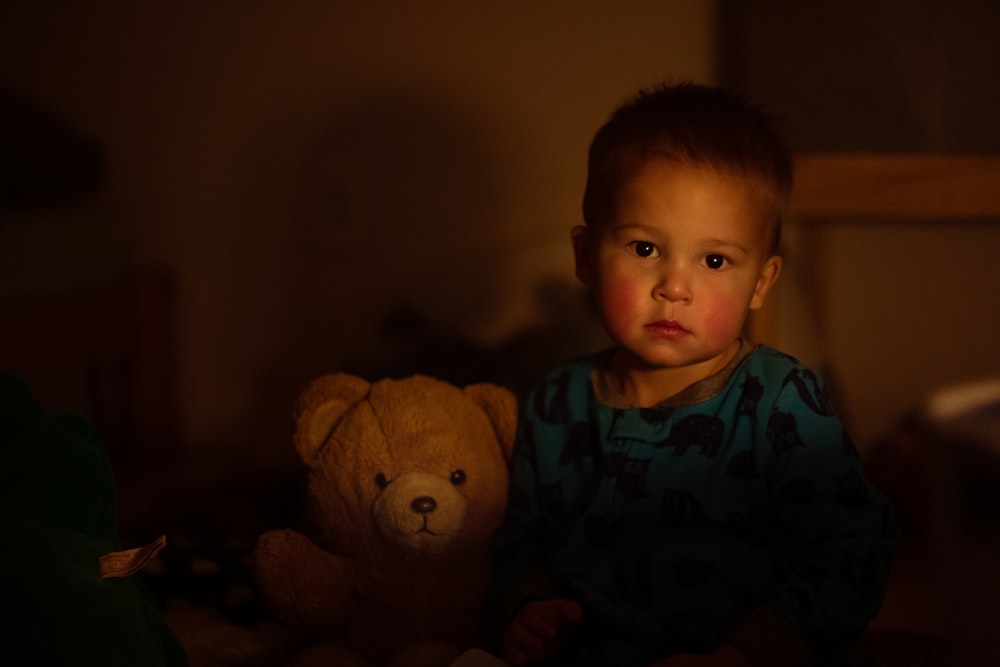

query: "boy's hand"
left=501, top=598, right=583, bottom=666
left=650, top=645, right=751, bottom=667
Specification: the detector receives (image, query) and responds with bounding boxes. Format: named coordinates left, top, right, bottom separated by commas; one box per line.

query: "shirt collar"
left=592, top=338, right=755, bottom=411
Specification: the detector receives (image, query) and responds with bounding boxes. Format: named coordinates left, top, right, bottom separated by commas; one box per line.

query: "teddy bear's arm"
left=253, top=528, right=355, bottom=637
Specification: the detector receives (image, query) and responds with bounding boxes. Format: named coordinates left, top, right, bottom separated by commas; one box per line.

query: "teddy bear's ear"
left=465, top=383, right=519, bottom=463
left=294, top=373, right=371, bottom=465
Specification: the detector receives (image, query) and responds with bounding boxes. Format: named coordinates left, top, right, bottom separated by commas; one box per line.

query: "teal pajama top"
left=491, top=343, right=897, bottom=666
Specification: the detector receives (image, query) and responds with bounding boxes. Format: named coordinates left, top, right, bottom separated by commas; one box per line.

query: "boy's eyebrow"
left=609, top=221, right=660, bottom=234
left=702, top=237, right=753, bottom=255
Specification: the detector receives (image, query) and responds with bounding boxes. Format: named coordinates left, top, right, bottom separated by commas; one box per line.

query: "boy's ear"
left=750, top=255, right=782, bottom=310
left=571, top=225, right=595, bottom=284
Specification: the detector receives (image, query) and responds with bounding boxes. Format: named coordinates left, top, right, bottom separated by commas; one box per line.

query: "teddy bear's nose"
left=411, top=496, right=437, bottom=514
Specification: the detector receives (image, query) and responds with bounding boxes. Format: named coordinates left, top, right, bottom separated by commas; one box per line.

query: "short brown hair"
left=582, top=83, right=792, bottom=253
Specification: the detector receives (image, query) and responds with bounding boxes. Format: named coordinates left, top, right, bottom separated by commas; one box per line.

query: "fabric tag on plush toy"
left=99, top=534, right=167, bottom=579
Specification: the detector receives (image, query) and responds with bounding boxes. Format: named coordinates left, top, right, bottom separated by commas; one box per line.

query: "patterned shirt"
left=491, top=343, right=897, bottom=666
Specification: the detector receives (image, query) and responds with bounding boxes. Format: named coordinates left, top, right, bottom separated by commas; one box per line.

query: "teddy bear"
left=253, top=373, right=518, bottom=667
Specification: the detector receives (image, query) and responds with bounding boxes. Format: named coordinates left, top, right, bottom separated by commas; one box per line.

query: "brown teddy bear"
left=253, top=373, right=517, bottom=667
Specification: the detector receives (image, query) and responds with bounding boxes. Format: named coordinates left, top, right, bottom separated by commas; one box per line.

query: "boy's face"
left=573, top=160, right=781, bottom=374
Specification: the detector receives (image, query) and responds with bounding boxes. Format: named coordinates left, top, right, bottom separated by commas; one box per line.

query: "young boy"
left=489, top=83, right=897, bottom=667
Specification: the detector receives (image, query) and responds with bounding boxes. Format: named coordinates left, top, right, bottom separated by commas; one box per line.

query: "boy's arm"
left=502, top=598, right=584, bottom=666
left=740, top=376, right=899, bottom=663
left=487, top=389, right=564, bottom=637
left=650, top=644, right=752, bottom=667
left=726, top=606, right=815, bottom=667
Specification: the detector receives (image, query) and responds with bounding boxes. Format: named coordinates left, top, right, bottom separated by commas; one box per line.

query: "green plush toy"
left=0, top=374, right=188, bottom=667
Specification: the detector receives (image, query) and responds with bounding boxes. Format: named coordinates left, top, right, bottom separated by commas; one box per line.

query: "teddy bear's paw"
left=253, top=530, right=315, bottom=603
left=386, top=641, right=463, bottom=667
left=255, top=528, right=316, bottom=563
left=286, top=643, right=372, bottom=667
left=253, top=529, right=351, bottom=632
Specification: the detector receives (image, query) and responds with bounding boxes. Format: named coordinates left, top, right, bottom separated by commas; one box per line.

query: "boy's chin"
left=622, top=342, right=740, bottom=373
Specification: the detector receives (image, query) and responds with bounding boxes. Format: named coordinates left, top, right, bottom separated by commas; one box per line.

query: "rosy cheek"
left=699, top=294, right=746, bottom=339
left=597, top=277, right=639, bottom=331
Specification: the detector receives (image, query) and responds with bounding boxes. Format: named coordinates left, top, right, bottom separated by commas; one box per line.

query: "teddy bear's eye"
left=375, top=473, right=391, bottom=490
left=450, top=470, right=467, bottom=486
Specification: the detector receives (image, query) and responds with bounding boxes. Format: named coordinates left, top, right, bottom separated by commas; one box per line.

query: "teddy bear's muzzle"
left=373, top=471, right=468, bottom=556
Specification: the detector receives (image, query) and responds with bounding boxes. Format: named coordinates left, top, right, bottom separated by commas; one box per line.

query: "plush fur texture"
left=253, top=373, right=517, bottom=667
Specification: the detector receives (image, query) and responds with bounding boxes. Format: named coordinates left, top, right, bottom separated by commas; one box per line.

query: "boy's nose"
left=654, top=266, right=692, bottom=302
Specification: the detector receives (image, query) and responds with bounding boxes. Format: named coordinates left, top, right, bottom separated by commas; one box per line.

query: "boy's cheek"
left=699, top=295, right=750, bottom=338
left=596, top=280, right=640, bottom=327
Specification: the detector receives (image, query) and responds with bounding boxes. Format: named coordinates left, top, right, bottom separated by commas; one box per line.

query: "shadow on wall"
left=0, top=86, right=104, bottom=212
left=354, top=276, right=605, bottom=398
left=282, top=90, right=507, bottom=376
left=244, top=91, right=602, bottom=444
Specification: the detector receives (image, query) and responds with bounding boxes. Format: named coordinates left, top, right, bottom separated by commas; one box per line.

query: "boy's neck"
left=605, top=339, right=743, bottom=408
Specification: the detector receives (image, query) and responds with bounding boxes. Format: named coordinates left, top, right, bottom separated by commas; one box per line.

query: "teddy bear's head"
left=293, top=373, right=517, bottom=564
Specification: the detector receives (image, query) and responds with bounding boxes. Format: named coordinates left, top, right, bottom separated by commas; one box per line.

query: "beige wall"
left=8, top=2, right=995, bottom=458
left=779, top=220, right=1000, bottom=448
left=724, top=0, right=1000, bottom=449
left=0, top=2, right=718, bottom=453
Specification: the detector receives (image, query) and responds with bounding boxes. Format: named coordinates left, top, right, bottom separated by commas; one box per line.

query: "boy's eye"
left=629, top=241, right=659, bottom=258
left=705, top=254, right=727, bottom=270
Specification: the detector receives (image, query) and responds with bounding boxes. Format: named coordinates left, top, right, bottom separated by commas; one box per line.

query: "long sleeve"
left=735, top=367, right=899, bottom=663
left=487, top=350, right=899, bottom=666
left=488, top=383, right=574, bottom=629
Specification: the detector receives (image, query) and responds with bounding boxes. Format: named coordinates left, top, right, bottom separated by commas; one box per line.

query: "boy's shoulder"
left=534, top=351, right=604, bottom=388
left=526, top=345, right=824, bottom=410
left=520, top=353, right=604, bottom=422
left=529, top=344, right=814, bottom=385
left=741, top=343, right=808, bottom=376
left=738, top=344, right=837, bottom=411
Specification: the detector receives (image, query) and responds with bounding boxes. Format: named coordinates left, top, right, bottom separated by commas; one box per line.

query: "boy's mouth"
left=646, top=320, right=691, bottom=338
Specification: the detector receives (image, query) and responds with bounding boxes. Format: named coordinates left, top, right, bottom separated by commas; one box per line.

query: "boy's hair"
left=582, top=82, right=792, bottom=254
